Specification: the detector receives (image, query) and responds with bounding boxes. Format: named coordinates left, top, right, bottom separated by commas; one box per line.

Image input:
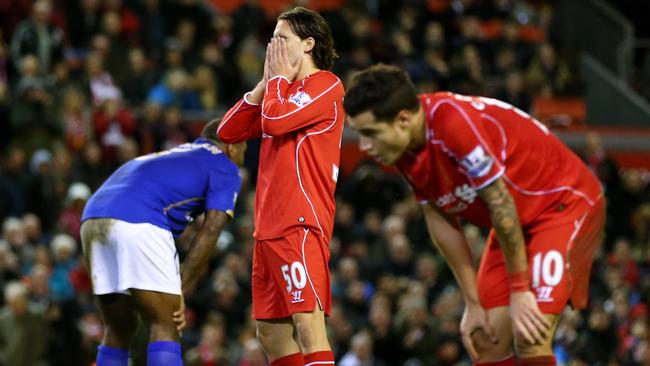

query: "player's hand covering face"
left=347, top=111, right=412, bottom=166
left=267, top=20, right=304, bottom=81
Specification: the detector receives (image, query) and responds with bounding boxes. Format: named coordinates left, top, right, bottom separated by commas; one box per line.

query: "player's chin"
left=374, top=154, right=397, bottom=166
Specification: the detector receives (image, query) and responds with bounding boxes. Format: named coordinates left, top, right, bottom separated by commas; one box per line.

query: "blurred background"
left=0, top=0, right=649, bottom=365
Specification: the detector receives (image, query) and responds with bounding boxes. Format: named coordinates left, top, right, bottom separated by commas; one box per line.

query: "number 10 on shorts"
left=531, top=250, right=564, bottom=302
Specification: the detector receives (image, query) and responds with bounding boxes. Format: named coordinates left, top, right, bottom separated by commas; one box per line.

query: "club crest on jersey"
left=461, top=145, right=493, bottom=178
left=288, top=91, right=312, bottom=107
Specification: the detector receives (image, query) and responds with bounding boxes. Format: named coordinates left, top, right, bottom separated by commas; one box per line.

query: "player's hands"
left=509, top=291, right=551, bottom=345
left=267, top=37, right=301, bottom=81
left=460, top=300, right=498, bottom=361
left=173, top=295, right=186, bottom=335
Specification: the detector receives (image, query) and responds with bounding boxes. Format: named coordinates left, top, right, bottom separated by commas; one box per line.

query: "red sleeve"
left=217, top=93, right=263, bottom=143
left=434, top=101, right=505, bottom=189
left=261, top=75, right=342, bottom=136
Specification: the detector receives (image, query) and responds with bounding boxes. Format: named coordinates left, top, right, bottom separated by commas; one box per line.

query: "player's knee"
left=471, top=329, right=513, bottom=361
left=255, top=322, right=275, bottom=348
left=104, top=320, right=138, bottom=348
left=149, top=320, right=179, bottom=342
left=294, top=317, right=326, bottom=351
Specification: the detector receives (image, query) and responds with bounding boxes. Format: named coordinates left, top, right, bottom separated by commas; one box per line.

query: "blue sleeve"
left=205, top=160, right=241, bottom=218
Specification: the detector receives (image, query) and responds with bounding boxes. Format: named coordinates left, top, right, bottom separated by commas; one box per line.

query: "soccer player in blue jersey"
left=80, top=118, right=246, bottom=366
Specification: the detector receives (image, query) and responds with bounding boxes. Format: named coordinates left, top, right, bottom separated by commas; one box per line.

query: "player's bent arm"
left=217, top=85, right=264, bottom=143
left=477, top=178, right=529, bottom=287
left=180, top=209, right=230, bottom=295
left=261, top=76, right=341, bottom=136
left=422, top=202, right=480, bottom=304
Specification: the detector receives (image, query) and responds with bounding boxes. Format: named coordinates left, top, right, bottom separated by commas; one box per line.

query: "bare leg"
left=256, top=317, right=301, bottom=361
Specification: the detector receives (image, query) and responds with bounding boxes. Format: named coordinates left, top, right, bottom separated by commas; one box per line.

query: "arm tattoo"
left=478, top=179, right=528, bottom=273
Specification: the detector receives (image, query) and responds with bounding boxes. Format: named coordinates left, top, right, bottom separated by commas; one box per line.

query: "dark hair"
left=278, top=7, right=337, bottom=70
left=201, top=118, right=222, bottom=140
left=344, top=64, right=420, bottom=121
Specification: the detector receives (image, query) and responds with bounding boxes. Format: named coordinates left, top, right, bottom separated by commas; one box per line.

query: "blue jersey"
left=82, top=138, right=241, bottom=237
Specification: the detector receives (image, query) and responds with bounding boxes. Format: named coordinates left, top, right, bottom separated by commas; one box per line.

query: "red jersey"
left=397, top=93, right=602, bottom=232
left=217, top=71, right=345, bottom=240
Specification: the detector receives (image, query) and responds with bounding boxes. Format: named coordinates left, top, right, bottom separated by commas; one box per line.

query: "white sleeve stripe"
left=262, top=79, right=341, bottom=120
left=268, top=75, right=290, bottom=83
left=502, top=174, right=595, bottom=206
left=474, top=166, right=505, bottom=189
left=481, top=113, right=508, bottom=162
left=243, top=92, right=260, bottom=106
left=216, top=98, right=245, bottom=135
left=429, top=99, right=505, bottom=172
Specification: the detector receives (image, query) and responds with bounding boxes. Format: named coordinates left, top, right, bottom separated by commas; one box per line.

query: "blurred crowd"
left=0, top=0, right=648, bottom=365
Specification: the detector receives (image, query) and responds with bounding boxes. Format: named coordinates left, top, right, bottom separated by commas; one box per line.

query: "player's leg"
left=252, top=237, right=303, bottom=365
left=81, top=219, right=137, bottom=366
left=517, top=199, right=605, bottom=365
left=256, top=318, right=302, bottom=363
left=95, top=293, right=139, bottom=366
left=515, top=314, right=560, bottom=365
left=111, top=220, right=184, bottom=366
left=130, top=289, right=183, bottom=366
left=473, top=231, right=516, bottom=365
left=468, top=306, right=515, bottom=365
left=252, top=229, right=334, bottom=365
left=292, top=305, right=333, bottom=364
left=290, top=229, right=334, bottom=364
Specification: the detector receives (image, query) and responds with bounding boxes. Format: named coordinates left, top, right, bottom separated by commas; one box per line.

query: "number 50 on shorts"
left=281, top=262, right=308, bottom=293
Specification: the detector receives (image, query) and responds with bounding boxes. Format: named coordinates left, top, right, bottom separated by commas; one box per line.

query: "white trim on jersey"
left=217, top=98, right=245, bottom=136
left=162, top=197, right=204, bottom=214
left=428, top=99, right=505, bottom=187
left=560, top=212, right=589, bottom=289
left=481, top=113, right=508, bottom=162
left=294, top=102, right=339, bottom=237
left=300, top=228, right=323, bottom=311
left=501, top=174, right=595, bottom=206
left=243, top=91, right=260, bottom=106
left=262, top=79, right=341, bottom=120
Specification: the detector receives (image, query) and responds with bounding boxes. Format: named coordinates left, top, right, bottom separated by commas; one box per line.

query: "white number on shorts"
left=532, top=250, right=564, bottom=287
left=281, top=262, right=307, bottom=293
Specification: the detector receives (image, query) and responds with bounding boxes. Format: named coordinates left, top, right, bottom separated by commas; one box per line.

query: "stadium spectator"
left=122, top=47, right=157, bottom=107
left=57, top=182, right=91, bottom=243
left=147, top=68, right=201, bottom=111
left=10, top=0, right=63, bottom=74
left=0, top=281, right=48, bottom=366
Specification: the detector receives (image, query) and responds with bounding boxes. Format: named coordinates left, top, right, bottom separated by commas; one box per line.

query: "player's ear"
left=395, top=109, right=412, bottom=130
left=303, top=37, right=315, bottom=53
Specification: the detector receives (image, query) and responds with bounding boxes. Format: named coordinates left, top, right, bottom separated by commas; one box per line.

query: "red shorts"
left=251, top=227, right=331, bottom=320
left=477, top=197, right=605, bottom=314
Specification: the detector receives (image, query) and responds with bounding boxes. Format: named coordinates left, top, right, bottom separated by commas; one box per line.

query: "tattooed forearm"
left=478, top=178, right=528, bottom=274
left=181, top=211, right=227, bottom=294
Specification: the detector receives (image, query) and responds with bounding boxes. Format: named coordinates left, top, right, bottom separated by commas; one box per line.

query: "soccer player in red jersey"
left=217, top=7, right=344, bottom=366
left=344, top=65, right=605, bottom=366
